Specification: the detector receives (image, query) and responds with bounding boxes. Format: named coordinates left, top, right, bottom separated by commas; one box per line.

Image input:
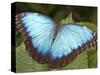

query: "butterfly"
left=16, top=12, right=97, bottom=68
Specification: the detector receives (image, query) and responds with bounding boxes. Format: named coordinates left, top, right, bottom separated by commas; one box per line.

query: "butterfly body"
left=16, top=12, right=96, bottom=68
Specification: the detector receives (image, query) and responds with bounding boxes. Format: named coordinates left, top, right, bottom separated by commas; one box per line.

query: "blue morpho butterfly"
left=16, top=12, right=96, bottom=68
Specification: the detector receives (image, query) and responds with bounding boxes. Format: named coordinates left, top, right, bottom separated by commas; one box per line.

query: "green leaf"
left=27, top=4, right=49, bottom=15
left=16, top=30, right=23, bottom=47
left=27, top=4, right=56, bottom=15
left=60, top=12, right=74, bottom=25
left=87, top=48, right=97, bottom=68
left=16, top=44, right=97, bottom=72
left=62, top=47, right=97, bottom=70
left=16, top=43, right=97, bottom=72
left=16, top=43, right=34, bottom=72
left=62, top=49, right=88, bottom=70
left=54, top=10, right=66, bottom=24
left=43, top=5, right=57, bottom=14
left=16, top=43, right=52, bottom=72
left=77, top=22, right=97, bottom=31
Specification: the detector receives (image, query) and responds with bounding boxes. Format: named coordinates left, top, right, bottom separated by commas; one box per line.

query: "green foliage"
left=16, top=43, right=52, bottom=72
left=16, top=43, right=97, bottom=72
left=62, top=47, right=96, bottom=70
left=60, top=13, right=74, bottom=25
left=54, top=10, right=66, bottom=24
left=15, top=3, right=97, bottom=72
left=16, top=29, right=23, bottom=47
left=27, top=3, right=56, bottom=15
left=16, top=43, right=34, bottom=72
left=77, top=22, right=97, bottom=31
left=87, top=49, right=97, bottom=68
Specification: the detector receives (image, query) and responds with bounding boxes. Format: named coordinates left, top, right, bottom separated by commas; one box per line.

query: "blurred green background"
left=15, top=2, right=97, bottom=72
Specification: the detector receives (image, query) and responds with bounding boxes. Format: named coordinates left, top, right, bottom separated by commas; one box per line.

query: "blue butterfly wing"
left=16, top=12, right=96, bottom=67
left=21, top=12, right=55, bottom=55
left=50, top=24, right=94, bottom=59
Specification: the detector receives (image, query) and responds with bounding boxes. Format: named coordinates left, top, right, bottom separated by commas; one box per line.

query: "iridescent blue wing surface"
left=50, top=24, right=94, bottom=59
left=16, top=12, right=96, bottom=67
left=16, top=12, right=55, bottom=62
left=22, top=12, right=55, bottom=54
